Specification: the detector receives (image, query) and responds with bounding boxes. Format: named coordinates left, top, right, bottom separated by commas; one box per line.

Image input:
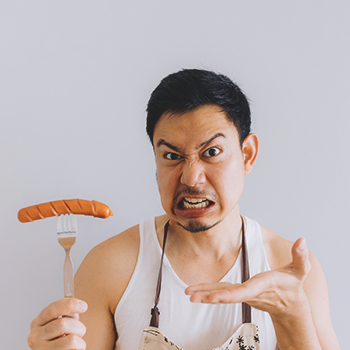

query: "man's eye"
left=165, top=153, right=181, bottom=160
left=203, top=147, right=220, bottom=157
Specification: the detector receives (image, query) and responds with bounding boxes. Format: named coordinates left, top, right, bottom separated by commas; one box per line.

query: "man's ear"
left=242, top=133, right=259, bottom=175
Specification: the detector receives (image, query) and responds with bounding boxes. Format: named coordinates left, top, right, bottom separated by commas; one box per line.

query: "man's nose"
left=180, top=160, right=205, bottom=187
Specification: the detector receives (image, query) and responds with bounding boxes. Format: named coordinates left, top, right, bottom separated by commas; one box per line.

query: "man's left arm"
left=298, top=249, right=339, bottom=350
left=185, top=238, right=340, bottom=350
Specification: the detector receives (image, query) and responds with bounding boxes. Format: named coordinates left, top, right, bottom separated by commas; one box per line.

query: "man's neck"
left=155, top=209, right=244, bottom=285
left=157, top=208, right=243, bottom=261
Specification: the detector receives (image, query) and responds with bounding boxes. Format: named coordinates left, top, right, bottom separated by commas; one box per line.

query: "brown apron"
left=138, top=217, right=262, bottom=350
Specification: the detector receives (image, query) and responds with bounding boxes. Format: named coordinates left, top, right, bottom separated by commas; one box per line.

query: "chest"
left=163, top=253, right=241, bottom=285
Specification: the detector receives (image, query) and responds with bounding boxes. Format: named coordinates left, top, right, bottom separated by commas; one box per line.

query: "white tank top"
left=114, top=216, right=277, bottom=350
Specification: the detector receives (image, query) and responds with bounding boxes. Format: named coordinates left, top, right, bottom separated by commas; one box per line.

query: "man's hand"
left=27, top=298, right=88, bottom=350
left=185, top=238, right=311, bottom=318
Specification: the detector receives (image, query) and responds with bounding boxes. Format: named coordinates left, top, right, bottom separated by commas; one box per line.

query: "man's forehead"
left=161, top=104, right=226, bottom=119
left=153, top=108, right=240, bottom=151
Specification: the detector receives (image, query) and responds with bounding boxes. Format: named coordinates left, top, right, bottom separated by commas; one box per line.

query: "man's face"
left=153, top=104, right=256, bottom=233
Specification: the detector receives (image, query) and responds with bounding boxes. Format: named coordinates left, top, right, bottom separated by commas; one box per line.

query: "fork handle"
left=63, top=250, right=75, bottom=317
left=63, top=250, right=74, bottom=298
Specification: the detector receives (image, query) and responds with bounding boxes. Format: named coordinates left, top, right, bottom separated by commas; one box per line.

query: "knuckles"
left=30, top=316, right=39, bottom=330
left=27, top=299, right=87, bottom=350
left=65, top=297, right=78, bottom=310
left=45, top=298, right=79, bottom=318
left=60, top=334, right=86, bottom=349
left=27, top=331, right=37, bottom=349
left=27, top=326, right=86, bottom=350
left=45, top=317, right=70, bottom=335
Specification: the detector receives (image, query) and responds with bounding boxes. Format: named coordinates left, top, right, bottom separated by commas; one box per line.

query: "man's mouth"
left=181, top=197, right=212, bottom=209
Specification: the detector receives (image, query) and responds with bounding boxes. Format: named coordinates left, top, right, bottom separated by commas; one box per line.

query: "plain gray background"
left=1, top=1, right=349, bottom=349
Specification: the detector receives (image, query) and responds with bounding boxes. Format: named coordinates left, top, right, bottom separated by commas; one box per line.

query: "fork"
left=57, top=214, right=77, bottom=301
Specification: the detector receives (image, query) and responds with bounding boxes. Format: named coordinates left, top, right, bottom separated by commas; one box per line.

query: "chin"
left=176, top=219, right=222, bottom=233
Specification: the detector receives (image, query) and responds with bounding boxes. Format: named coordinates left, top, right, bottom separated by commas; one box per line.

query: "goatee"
left=176, top=219, right=221, bottom=233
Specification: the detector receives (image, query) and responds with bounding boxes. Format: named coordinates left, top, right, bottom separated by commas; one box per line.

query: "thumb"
left=291, top=238, right=311, bottom=280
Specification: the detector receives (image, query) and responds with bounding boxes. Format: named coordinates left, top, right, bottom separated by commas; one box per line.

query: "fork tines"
left=57, top=214, right=77, bottom=236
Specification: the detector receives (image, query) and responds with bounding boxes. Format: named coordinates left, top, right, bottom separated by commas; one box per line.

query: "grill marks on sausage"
left=36, top=206, right=45, bottom=219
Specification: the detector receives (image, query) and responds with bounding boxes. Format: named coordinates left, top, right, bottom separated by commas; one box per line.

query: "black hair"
left=146, top=69, right=251, bottom=146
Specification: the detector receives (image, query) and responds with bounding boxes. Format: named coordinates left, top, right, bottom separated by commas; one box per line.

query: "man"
left=28, top=69, right=340, bottom=350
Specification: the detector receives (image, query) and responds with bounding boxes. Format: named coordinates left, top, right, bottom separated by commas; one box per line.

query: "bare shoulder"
left=75, top=224, right=140, bottom=313
left=259, top=224, right=294, bottom=270
left=260, top=224, right=323, bottom=276
left=260, top=224, right=324, bottom=277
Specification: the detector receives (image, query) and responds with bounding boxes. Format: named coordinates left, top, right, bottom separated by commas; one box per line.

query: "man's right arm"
left=28, top=225, right=140, bottom=350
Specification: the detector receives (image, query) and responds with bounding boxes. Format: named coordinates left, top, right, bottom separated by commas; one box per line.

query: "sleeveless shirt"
left=114, top=216, right=277, bottom=350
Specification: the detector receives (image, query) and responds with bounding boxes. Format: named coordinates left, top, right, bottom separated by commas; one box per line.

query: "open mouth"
left=180, top=197, right=213, bottom=209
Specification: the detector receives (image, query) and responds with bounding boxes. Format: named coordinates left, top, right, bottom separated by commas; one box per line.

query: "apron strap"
left=149, top=220, right=170, bottom=328
left=241, top=216, right=252, bottom=324
left=149, top=216, right=251, bottom=327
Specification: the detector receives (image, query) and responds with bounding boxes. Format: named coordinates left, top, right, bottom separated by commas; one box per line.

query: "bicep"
left=77, top=293, right=117, bottom=350
left=304, top=252, right=340, bottom=350
left=74, top=251, right=118, bottom=350
left=78, top=295, right=117, bottom=350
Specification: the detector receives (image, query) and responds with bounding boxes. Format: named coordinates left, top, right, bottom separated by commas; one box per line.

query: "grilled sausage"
left=18, top=199, right=113, bottom=223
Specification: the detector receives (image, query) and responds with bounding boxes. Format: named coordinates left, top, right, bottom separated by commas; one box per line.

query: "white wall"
left=1, top=1, right=349, bottom=348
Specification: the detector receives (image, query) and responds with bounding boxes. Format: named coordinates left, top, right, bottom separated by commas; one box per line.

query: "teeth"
left=183, top=198, right=210, bottom=209
left=184, top=197, right=206, bottom=204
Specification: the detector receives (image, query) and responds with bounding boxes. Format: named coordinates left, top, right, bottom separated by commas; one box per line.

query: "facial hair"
left=175, top=218, right=222, bottom=233
left=172, top=187, right=221, bottom=233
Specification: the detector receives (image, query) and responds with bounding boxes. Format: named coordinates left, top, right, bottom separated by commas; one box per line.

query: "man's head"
left=146, top=69, right=251, bottom=147
left=147, top=69, right=258, bottom=233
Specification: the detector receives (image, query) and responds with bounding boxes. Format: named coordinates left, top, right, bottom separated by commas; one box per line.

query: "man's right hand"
left=27, top=298, right=88, bottom=350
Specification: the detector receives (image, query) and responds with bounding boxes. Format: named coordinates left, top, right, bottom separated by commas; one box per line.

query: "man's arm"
left=185, top=238, right=340, bottom=350
left=27, top=225, right=140, bottom=350
left=75, top=225, right=140, bottom=349
left=299, top=250, right=339, bottom=349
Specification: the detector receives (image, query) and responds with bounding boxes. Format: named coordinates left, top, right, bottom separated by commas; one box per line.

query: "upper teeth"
left=183, top=198, right=210, bottom=209
left=184, top=198, right=206, bottom=204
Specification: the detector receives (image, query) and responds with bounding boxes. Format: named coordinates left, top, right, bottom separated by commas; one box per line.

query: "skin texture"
left=27, top=105, right=340, bottom=350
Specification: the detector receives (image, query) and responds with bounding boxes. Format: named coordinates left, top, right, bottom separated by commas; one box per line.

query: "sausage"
left=18, top=199, right=113, bottom=223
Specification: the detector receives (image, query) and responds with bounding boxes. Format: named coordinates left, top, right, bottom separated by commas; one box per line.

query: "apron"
left=138, top=217, right=262, bottom=350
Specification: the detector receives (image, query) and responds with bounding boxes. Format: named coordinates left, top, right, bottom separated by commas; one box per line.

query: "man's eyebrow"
left=156, top=139, right=182, bottom=153
left=156, top=133, right=225, bottom=152
left=199, top=133, right=226, bottom=149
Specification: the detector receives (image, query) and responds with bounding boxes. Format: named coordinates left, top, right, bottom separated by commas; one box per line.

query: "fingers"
left=42, top=315, right=86, bottom=339
left=28, top=332, right=86, bottom=350
left=187, top=284, right=250, bottom=304
left=291, top=238, right=311, bottom=280
left=187, top=286, right=240, bottom=304
left=185, top=282, right=233, bottom=295
left=186, top=277, right=267, bottom=304
left=53, top=334, right=86, bottom=349
left=185, top=282, right=230, bottom=303
left=33, top=298, right=88, bottom=328
left=28, top=298, right=88, bottom=350
left=28, top=318, right=87, bottom=349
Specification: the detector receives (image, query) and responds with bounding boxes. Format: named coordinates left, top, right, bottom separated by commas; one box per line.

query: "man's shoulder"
left=82, top=223, right=141, bottom=272
left=75, top=223, right=142, bottom=313
left=79, top=213, right=168, bottom=270
left=259, top=224, right=294, bottom=270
